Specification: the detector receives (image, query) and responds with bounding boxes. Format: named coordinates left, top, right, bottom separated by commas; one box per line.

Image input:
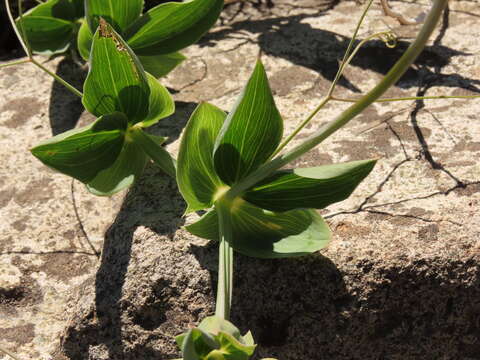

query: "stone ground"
left=1, top=0, right=479, bottom=359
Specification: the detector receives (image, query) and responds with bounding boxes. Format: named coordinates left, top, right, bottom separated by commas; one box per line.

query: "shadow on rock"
left=60, top=164, right=187, bottom=360
left=49, top=58, right=88, bottom=135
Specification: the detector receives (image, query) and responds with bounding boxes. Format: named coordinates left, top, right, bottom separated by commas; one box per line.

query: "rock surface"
left=1, top=0, right=479, bottom=359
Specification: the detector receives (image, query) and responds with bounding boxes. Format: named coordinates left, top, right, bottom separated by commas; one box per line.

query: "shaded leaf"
left=125, top=0, right=223, bottom=56
left=177, top=103, right=226, bottom=213
left=31, top=112, right=127, bottom=183
left=21, top=0, right=78, bottom=21
left=86, top=139, right=148, bottom=196
left=213, top=60, right=283, bottom=185
left=140, top=72, right=175, bottom=127
left=82, top=20, right=150, bottom=124
left=244, top=159, right=377, bottom=212
left=186, top=200, right=331, bottom=258
left=138, top=52, right=186, bottom=78
left=16, top=16, right=73, bottom=54
left=86, top=0, right=144, bottom=33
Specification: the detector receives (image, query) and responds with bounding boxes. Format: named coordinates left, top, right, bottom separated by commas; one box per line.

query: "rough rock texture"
left=1, top=0, right=480, bottom=359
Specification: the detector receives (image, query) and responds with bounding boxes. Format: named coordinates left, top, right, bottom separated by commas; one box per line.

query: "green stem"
left=31, top=59, right=83, bottom=98
left=228, top=0, right=449, bottom=199
left=331, top=94, right=480, bottom=103
left=215, top=198, right=234, bottom=320
left=4, top=0, right=30, bottom=56
left=0, top=346, right=23, bottom=360
left=272, top=0, right=377, bottom=157
left=128, top=127, right=177, bottom=178
left=0, top=59, right=31, bottom=68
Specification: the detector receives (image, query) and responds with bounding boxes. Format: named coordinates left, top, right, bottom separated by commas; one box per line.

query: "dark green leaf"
left=213, top=60, right=283, bottom=185
left=244, top=159, right=377, bottom=212
left=86, top=0, right=144, bottom=33
left=31, top=112, right=127, bottom=183
left=86, top=138, right=148, bottom=196
left=21, top=0, right=78, bottom=21
left=77, top=19, right=93, bottom=61
left=16, top=16, right=73, bottom=54
left=138, top=52, right=186, bottom=78
left=177, top=103, right=226, bottom=213
left=186, top=200, right=331, bottom=258
left=140, top=73, right=175, bottom=127
left=82, top=20, right=150, bottom=124
left=125, top=0, right=223, bottom=56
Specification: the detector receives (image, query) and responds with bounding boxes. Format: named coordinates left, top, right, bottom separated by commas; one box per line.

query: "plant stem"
left=3, top=0, right=83, bottom=98
left=0, top=346, right=22, bottom=360
left=215, top=198, right=234, bottom=320
left=272, top=0, right=376, bottom=157
left=0, top=59, right=30, bottom=68
left=228, top=0, right=449, bottom=199
left=331, top=94, right=480, bottom=103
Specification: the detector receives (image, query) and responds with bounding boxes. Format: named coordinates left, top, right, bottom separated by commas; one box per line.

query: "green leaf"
left=186, top=200, right=331, bottom=258
left=21, top=0, right=78, bottom=21
left=215, top=332, right=256, bottom=359
left=244, top=159, right=377, bottom=212
left=31, top=112, right=127, bottom=183
left=125, top=0, right=224, bottom=56
left=140, top=73, right=175, bottom=127
left=77, top=19, right=93, bottom=61
left=213, top=60, right=283, bottom=185
left=86, top=138, right=148, bottom=196
left=138, top=52, right=187, bottom=78
left=177, top=103, right=227, bottom=213
left=85, top=0, right=144, bottom=33
left=16, top=16, right=74, bottom=54
left=82, top=20, right=150, bottom=124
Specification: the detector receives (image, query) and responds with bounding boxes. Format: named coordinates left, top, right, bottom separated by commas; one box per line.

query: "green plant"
left=10, top=0, right=223, bottom=78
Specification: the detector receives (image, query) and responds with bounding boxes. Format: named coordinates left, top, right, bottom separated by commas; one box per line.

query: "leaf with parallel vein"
left=85, top=0, right=144, bottom=33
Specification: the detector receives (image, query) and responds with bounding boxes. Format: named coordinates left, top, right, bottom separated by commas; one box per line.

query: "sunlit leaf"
left=138, top=52, right=187, bottom=78
left=125, top=0, right=223, bottom=56
left=177, top=103, right=226, bottom=213
left=186, top=200, right=331, bottom=258
left=85, top=0, right=144, bottom=33
left=244, top=159, right=377, bottom=212
left=82, top=20, right=150, bottom=124
left=213, top=60, right=283, bottom=185
left=140, top=73, right=175, bottom=127
left=31, top=112, right=127, bottom=183
left=77, top=19, right=93, bottom=61
left=86, top=139, right=148, bottom=196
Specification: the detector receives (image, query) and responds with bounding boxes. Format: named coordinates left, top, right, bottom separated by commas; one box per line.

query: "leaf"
left=215, top=332, right=256, bottom=359
left=31, top=112, right=127, bottom=183
left=82, top=20, right=150, bottom=124
left=85, top=0, right=144, bottom=33
left=140, top=73, right=175, bottom=127
left=125, top=0, right=224, bottom=56
left=213, top=60, right=283, bottom=185
left=16, top=16, right=74, bottom=54
left=244, top=159, right=377, bottom=212
left=21, top=0, right=78, bottom=21
left=77, top=19, right=93, bottom=61
left=177, top=103, right=226, bottom=213
left=138, top=52, right=186, bottom=78
left=186, top=200, right=331, bottom=258
left=86, top=138, right=148, bottom=196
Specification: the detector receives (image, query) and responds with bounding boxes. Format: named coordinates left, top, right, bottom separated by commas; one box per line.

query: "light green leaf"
left=125, top=0, right=224, bottom=56
left=177, top=103, right=226, bottom=213
left=86, top=138, right=148, bottom=196
left=31, top=112, right=127, bottom=183
left=140, top=72, right=175, bottom=127
left=186, top=200, right=331, bottom=258
left=216, top=332, right=256, bottom=359
left=85, top=0, right=144, bottom=33
left=244, top=159, right=377, bottom=212
left=82, top=20, right=150, bottom=124
left=16, top=16, right=74, bottom=54
left=213, top=60, right=283, bottom=185
left=77, top=19, right=93, bottom=61
left=138, top=52, right=187, bottom=78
